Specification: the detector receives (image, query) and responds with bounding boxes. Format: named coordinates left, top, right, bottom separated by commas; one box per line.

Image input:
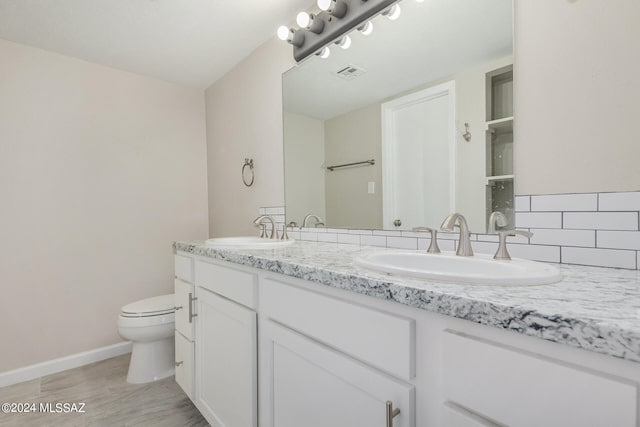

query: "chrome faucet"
left=253, top=215, right=277, bottom=239
left=493, top=229, right=534, bottom=261
left=302, top=214, right=324, bottom=228
left=487, top=211, right=533, bottom=260
left=441, top=213, right=473, bottom=256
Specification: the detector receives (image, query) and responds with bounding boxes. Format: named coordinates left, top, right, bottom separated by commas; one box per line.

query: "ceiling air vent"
left=334, top=64, right=366, bottom=81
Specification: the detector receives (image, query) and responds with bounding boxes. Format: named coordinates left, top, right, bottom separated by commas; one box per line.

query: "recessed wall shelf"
left=485, top=65, right=514, bottom=229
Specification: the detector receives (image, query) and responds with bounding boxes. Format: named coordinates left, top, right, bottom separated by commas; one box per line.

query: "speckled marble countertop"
left=174, top=240, right=640, bottom=363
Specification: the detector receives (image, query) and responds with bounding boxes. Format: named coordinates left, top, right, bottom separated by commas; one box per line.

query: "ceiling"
left=0, top=0, right=310, bottom=89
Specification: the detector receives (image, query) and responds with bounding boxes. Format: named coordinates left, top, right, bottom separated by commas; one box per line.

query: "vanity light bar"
left=276, top=0, right=400, bottom=62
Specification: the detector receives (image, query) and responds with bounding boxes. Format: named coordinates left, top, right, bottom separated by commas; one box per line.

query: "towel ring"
left=242, top=158, right=254, bottom=187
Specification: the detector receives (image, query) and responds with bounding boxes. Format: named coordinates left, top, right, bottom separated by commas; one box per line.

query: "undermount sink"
left=205, top=237, right=295, bottom=248
left=354, top=251, right=562, bottom=286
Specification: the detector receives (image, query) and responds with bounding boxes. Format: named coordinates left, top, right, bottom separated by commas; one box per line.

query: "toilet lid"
left=121, top=294, right=175, bottom=317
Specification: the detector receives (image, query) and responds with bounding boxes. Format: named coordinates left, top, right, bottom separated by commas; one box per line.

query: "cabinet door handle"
left=174, top=305, right=183, bottom=311
left=386, top=401, right=400, bottom=427
left=189, top=292, right=198, bottom=323
left=175, top=361, right=183, bottom=367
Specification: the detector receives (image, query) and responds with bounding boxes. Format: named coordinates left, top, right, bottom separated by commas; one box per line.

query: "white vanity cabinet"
left=194, top=259, right=258, bottom=427
left=259, top=277, right=416, bottom=427
left=442, top=330, right=638, bottom=427
left=175, top=251, right=640, bottom=427
left=174, top=254, right=195, bottom=400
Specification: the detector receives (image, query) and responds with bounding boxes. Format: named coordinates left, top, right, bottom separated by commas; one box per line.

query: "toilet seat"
left=120, top=294, right=175, bottom=318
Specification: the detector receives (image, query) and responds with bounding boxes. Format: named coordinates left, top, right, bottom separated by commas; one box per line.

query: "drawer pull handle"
left=386, top=401, right=400, bottom=427
left=174, top=306, right=183, bottom=311
left=189, top=293, right=198, bottom=323
left=175, top=361, right=183, bottom=367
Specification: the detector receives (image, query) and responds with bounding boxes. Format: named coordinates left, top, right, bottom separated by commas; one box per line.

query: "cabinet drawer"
left=195, top=260, right=257, bottom=309
left=262, top=278, right=415, bottom=380
left=174, top=279, right=195, bottom=340
left=443, top=330, right=637, bottom=427
left=441, top=403, right=500, bottom=427
left=174, top=254, right=193, bottom=283
left=175, top=331, right=194, bottom=401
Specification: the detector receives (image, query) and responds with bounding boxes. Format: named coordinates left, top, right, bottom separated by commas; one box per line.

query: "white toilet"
left=117, top=294, right=176, bottom=384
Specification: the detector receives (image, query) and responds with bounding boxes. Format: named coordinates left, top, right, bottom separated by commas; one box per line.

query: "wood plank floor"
left=0, top=354, right=208, bottom=427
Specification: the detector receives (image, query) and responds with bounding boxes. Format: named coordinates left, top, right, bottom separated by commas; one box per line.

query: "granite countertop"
left=174, top=240, right=640, bottom=363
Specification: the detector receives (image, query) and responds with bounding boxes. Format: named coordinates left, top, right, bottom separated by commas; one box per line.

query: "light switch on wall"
left=368, top=181, right=375, bottom=194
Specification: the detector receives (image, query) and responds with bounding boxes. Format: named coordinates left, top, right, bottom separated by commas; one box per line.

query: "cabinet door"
left=195, top=288, right=257, bottom=427
left=174, top=279, right=194, bottom=340
left=175, top=331, right=194, bottom=400
left=262, top=320, right=414, bottom=427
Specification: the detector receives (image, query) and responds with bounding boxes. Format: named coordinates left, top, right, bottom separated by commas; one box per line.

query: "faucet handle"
left=258, top=224, right=266, bottom=238
left=412, top=227, right=441, bottom=254
left=281, top=223, right=290, bottom=241
left=494, top=230, right=534, bottom=260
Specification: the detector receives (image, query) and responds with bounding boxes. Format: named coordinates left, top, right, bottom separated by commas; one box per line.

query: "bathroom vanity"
left=173, top=240, right=640, bottom=427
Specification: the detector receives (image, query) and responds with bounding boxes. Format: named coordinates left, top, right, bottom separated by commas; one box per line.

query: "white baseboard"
left=0, top=341, right=132, bottom=388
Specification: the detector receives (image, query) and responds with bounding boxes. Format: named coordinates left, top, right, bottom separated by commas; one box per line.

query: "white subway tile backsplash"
left=561, top=247, right=637, bottom=269
left=472, top=241, right=499, bottom=256
left=265, top=206, right=285, bottom=215
left=515, top=196, right=531, bottom=212
left=529, top=229, right=595, bottom=247
left=599, top=191, right=640, bottom=211
left=326, top=228, right=345, bottom=233
left=418, top=238, right=455, bottom=252
left=300, top=232, right=318, bottom=242
left=337, top=234, right=360, bottom=245
left=508, top=244, right=561, bottom=263
left=597, top=231, right=640, bottom=250
left=288, top=230, right=301, bottom=240
left=262, top=191, right=640, bottom=270
left=387, top=237, right=418, bottom=250
left=437, top=232, right=460, bottom=241
left=361, top=235, right=387, bottom=247
left=317, top=233, right=338, bottom=243
left=563, top=212, right=638, bottom=231
left=531, top=193, right=597, bottom=212
left=373, top=230, right=402, bottom=237
left=476, top=234, right=500, bottom=243
left=515, top=212, right=562, bottom=228
left=348, top=229, right=374, bottom=235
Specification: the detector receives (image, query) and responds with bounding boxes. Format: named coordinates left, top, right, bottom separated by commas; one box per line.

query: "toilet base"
left=126, top=336, right=175, bottom=384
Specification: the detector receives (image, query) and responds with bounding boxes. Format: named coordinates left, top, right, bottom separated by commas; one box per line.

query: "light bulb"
left=385, top=4, right=401, bottom=20
left=276, top=26, right=290, bottom=41
left=358, top=21, right=373, bottom=36
left=316, top=47, right=331, bottom=59
left=317, top=0, right=332, bottom=10
left=336, top=35, right=351, bottom=49
left=296, top=11, right=311, bottom=28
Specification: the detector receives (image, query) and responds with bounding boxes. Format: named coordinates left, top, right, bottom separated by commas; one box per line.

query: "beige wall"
left=205, top=38, right=295, bottom=237
left=284, top=112, right=326, bottom=226
left=514, top=0, right=640, bottom=195
left=325, top=104, right=382, bottom=229
left=0, top=39, right=208, bottom=372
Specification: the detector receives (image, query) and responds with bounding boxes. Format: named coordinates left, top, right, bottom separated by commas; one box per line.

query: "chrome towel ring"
left=242, top=158, right=254, bottom=187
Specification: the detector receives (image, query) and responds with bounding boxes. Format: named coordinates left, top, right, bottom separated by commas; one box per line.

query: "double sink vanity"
left=172, top=222, right=640, bottom=427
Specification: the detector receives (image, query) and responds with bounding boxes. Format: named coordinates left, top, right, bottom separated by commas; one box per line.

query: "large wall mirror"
left=283, top=0, right=513, bottom=232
